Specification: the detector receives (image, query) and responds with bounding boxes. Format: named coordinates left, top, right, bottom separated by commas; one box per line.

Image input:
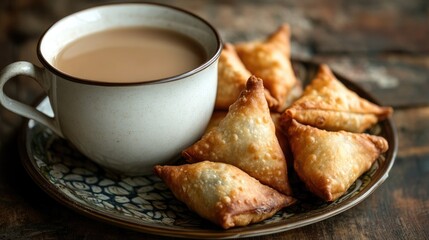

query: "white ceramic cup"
left=0, top=3, right=222, bottom=175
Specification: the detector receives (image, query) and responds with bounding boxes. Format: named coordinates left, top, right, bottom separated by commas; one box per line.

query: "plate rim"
left=18, top=59, right=398, bottom=239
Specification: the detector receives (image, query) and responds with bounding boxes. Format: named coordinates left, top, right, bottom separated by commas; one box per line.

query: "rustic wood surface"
left=1, top=0, right=428, bottom=239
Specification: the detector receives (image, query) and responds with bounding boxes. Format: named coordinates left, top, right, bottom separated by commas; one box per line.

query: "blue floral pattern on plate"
left=21, top=61, right=397, bottom=238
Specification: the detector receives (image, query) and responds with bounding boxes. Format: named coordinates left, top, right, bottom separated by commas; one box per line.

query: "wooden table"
left=1, top=0, right=428, bottom=239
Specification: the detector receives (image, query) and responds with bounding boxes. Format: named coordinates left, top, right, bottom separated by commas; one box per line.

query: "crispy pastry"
left=282, top=64, right=393, bottom=133
left=270, top=112, right=293, bottom=165
left=182, top=76, right=292, bottom=195
left=204, top=111, right=293, bottom=169
left=286, top=119, right=389, bottom=201
left=215, top=43, right=251, bottom=110
left=235, top=24, right=299, bottom=112
left=154, top=161, right=296, bottom=229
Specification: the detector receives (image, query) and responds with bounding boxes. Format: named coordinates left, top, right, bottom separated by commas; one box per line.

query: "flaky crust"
left=154, top=161, right=296, bottom=229
left=183, top=76, right=292, bottom=195
left=235, top=24, right=299, bottom=112
left=286, top=120, right=389, bottom=201
left=282, top=64, right=393, bottom=132
left=215, top=43, right=251, bottom=110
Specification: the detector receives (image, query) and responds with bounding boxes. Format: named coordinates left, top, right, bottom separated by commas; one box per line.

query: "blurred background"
left=0, top=1, right=428, bottom=239
left=1, top=0, right=428, bottom=142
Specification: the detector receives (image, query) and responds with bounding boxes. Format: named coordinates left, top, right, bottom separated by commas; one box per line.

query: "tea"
left=53, top=26, right=207, bottom=83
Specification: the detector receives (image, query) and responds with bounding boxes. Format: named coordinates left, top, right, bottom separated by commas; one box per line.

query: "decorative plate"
left=20, top=60, right=397, bottom=239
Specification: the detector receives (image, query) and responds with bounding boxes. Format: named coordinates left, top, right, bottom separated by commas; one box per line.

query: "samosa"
left=154, top=161, right=296, bottom=229
left=282, top=64, right=392, bottom=133
left=183, top=76, right=292, bottom=195
left=235, top=24, right=299, bottom=112
left=286, top=119, right=389, bottom=201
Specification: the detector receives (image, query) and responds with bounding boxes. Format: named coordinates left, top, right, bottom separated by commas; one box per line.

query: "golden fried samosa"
left=235, top=24, right=299, bottom=112
left=182, top=76, right=292, bottom=195
left=154, top=161, right=295, bottom=229
left=205, top=111, right=292, bottom=165
left=215, top=43, right=252, bottom=110
left=286, top=119, right=389, bottom=201
left=270, top=112, right=292, bottom=163
left=282, top=64, right=392, bottom=133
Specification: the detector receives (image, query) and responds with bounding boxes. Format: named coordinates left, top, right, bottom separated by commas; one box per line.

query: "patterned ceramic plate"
left=20, top=60, right=397, bottom=239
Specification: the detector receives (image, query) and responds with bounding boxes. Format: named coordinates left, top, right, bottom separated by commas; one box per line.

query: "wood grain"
left=0, top=0, right=428, bottom=239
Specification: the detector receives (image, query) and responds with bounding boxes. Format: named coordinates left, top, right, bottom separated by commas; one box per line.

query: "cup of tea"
left=0, top=3, right=222, bottom=175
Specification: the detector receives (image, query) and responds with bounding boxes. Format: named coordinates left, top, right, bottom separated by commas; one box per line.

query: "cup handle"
left=0, top=61, right=63, bottom=137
